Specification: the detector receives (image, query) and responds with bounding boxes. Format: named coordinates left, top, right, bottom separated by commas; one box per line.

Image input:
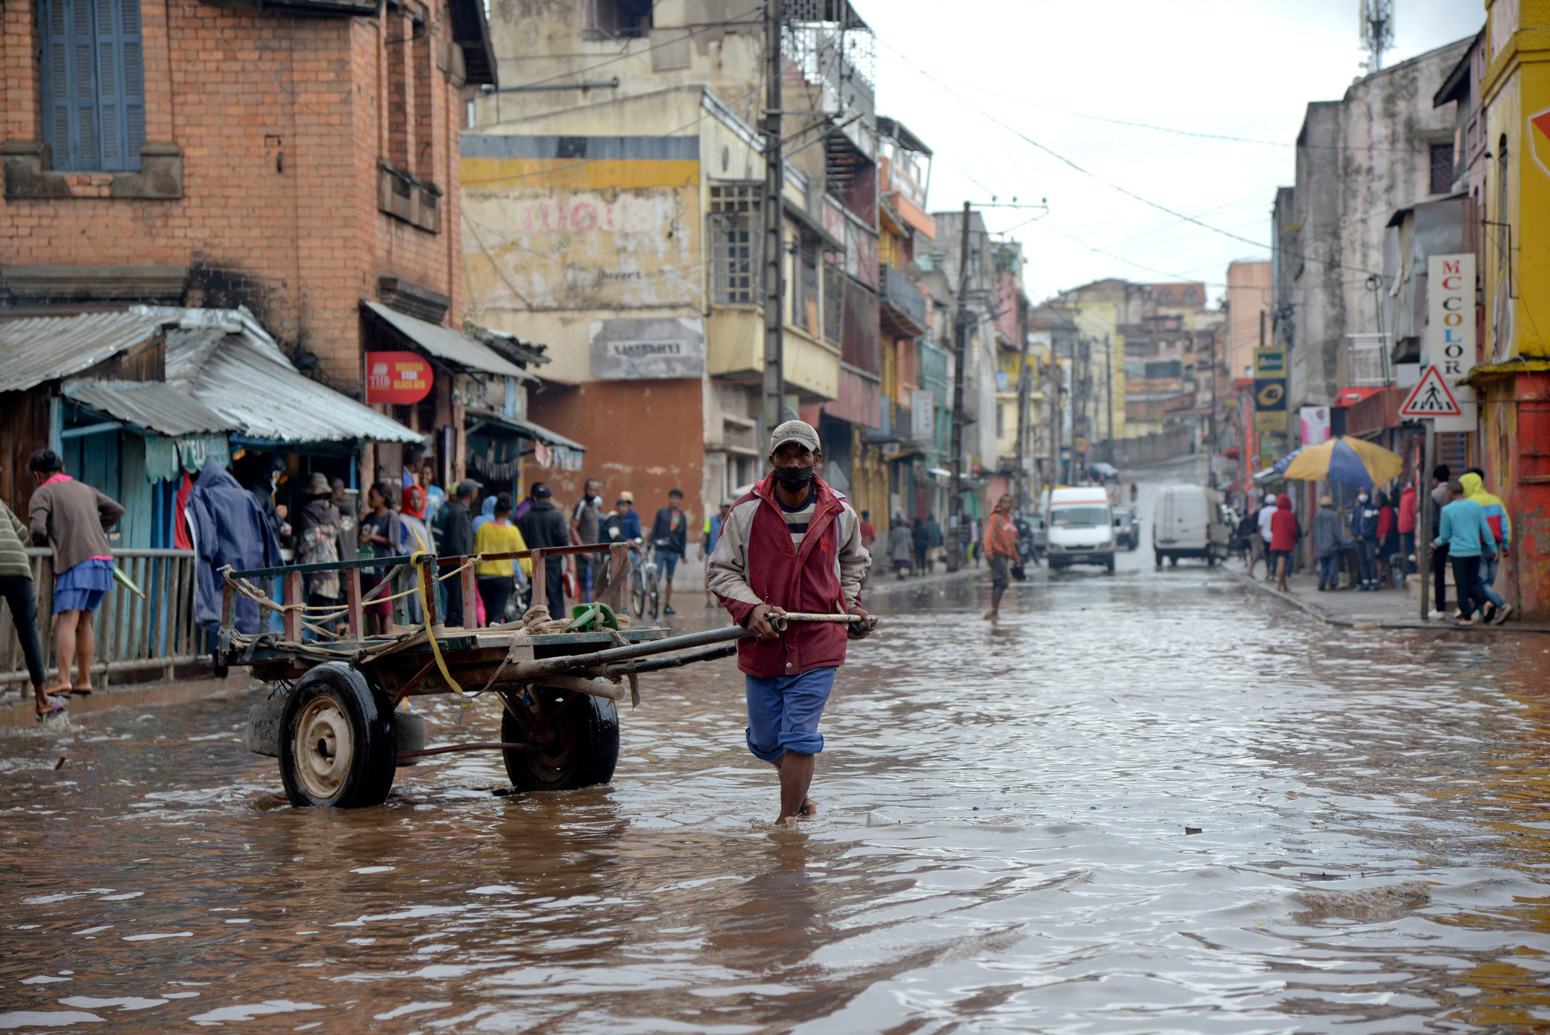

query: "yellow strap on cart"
left=413, top=551, right=470, bottom=706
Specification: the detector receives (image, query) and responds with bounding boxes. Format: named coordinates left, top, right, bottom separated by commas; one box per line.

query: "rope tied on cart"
left=412, top=551, right=471, bottom=707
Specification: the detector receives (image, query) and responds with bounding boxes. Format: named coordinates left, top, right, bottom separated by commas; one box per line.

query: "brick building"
left=1, top=0, right=508, bottom=490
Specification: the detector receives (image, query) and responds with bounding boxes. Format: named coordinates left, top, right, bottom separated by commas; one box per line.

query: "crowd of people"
left=0, top=445, right=742, bottom=717
left=1234, top=463, right=1512, bottom=626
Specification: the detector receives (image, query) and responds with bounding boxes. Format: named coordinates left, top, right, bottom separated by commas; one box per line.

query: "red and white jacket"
left=708, top=473, right=870, bottom=679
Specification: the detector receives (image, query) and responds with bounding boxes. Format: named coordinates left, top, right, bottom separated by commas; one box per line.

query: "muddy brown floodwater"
left=6, top=519, right=1550, bottom=1033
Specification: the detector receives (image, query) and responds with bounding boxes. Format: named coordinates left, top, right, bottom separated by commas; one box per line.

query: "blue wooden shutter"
left=70, top=0, right=98, bottom=169
left=40, top=0, right=76, bottom=168
left=38, top=0, right=143, bottom=172
left=96, top=0, right=144, bottom=171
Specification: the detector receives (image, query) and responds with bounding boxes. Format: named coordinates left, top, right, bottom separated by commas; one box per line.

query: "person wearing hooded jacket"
left=1397, top=483, right=1417, bottom=578
left=1269, top=493, right=1299, bottom=592
left=187, top=456, right=282, bottom=637
left=1311, top=495, right=1343, bottom=591
left=1349, top=489, right=1380, bottom=591
left=1462, top=470, right=1512, bottom=623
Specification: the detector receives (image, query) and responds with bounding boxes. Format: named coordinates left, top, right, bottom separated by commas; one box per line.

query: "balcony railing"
left=879, top=263, right=927, bottom=335
left=1339, top=335, right=1391, bottom=388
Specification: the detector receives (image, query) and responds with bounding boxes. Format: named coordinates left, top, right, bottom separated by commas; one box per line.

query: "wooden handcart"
left=222, top=542, right=861, bottom=808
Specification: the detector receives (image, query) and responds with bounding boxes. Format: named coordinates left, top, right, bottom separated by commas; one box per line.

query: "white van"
left=1045, top=487, right=1116, bottom=573
left=1152, top=485, right=1230, bottom=567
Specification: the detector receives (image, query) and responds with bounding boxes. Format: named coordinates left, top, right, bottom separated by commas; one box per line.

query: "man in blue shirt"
left=1430, top=479, right=1497, bottom=627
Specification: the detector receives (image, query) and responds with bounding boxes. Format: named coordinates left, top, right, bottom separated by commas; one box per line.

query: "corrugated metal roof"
left=362, top=301, right=533, bottom=381
left=37, top=306, right=421, bottom=445
left=188, top=332, right=423, bottom=444
left=465, top=408, right=586, bottom=451
left=62, top=380, right=230, bottom=436
left=0, top=311, right=170, bottom=392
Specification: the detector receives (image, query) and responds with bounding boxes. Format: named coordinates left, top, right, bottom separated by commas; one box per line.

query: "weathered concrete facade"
left=1272, top=39, right=1470, bottom=412
left=464, top=0, right=883, bottom=523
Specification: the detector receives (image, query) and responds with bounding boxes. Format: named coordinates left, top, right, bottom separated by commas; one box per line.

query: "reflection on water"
left=4, top=559, right=1550, bottom=1033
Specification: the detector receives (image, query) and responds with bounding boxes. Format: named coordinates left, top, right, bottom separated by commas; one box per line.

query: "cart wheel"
left=502, top=691, right=619, bottom=792
left=279, top=664, right=397, bottom=808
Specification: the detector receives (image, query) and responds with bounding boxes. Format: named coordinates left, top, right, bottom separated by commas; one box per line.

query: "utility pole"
left=948, top=200, right=972, bottom=571
left=759, top=0, right=785, bottom=441
left=1013, top=292, right=1032, bottom=512
left=1206, top=328, right=1218, bottom=488
left=1104, top=333, right=1113, bottom=450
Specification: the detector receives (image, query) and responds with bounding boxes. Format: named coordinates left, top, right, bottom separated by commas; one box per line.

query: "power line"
left=873, top=34, right=1384, bottom=280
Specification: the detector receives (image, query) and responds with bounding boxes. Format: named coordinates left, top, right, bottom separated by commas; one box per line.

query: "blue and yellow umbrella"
left=1272, top=435, right=1402, bottom=490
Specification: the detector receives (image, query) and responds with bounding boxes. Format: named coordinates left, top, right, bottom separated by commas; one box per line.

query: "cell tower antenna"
left=1359, top=0, right=1394, bottom=73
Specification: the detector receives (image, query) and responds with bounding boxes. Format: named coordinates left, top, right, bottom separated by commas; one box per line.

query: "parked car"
left=1112, top=506, right=1141, bottom=550
left=1152, top=484, right=1230, bottom=567
left=1045, top=487, right=1116, bottom=573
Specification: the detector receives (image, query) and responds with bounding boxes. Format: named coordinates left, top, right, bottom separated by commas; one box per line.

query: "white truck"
left=1044, top=487, right=1116, bottom=574
left=1151, top=484, right=1230, bottom=568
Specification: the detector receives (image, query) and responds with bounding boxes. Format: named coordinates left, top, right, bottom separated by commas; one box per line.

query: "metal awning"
left=0, top=310, right=170, bottom=392
left=362, top=301, right=533, bottom=381
left=56, top=306, right=422, bottom=445
left=465, top=409, right=586, bottom=451
left=62, top=379, right=229, bottom=436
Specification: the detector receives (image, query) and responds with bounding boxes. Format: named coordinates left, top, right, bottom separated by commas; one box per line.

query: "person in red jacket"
left=708, top=420, right=873, bottom=825
left=1396, top=484, right=1417, bottom=578
left=1270, top=493, right=1299, bottom=592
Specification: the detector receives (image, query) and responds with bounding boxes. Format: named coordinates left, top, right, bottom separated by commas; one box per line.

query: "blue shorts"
left=54, top=557, right=114, bottom=615
left=660, top=551, right=681, bottom=579
left=745, top=666, right=837, bottom=761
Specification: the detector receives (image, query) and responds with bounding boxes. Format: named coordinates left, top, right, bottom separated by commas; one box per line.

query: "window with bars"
left=1429, top=142, right=1455, bottom=195
left=710, top=184, right=761, bottom=305
left=40, top=0, right=146, bottom=173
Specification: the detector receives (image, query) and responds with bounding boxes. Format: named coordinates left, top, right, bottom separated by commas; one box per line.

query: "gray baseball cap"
left=769, top=419, right=820, bottom=455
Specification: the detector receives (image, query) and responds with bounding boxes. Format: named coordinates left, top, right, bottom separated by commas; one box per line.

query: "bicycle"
left=629, top=539, right=673, bottom=620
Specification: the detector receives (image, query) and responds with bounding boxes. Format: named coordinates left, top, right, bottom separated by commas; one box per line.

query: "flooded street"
left=5, top=479, right=1550, bottom=1034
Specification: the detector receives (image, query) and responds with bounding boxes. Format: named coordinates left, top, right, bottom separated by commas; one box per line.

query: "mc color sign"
left=1424, top=254, right=1477, bottom=432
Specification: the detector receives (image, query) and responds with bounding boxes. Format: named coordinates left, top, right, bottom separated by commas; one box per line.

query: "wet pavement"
left=6, top=476, right=1550, bottom=1032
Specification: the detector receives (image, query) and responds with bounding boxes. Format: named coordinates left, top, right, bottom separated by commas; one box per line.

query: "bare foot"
left=35, top=694, right=68, bottom=717
left=42, top=683, right=73, bottom=699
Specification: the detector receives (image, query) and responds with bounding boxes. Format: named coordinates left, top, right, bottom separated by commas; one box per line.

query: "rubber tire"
left=1106, top=555, right=1116, bottom=574
left=279, top=664, right=397, bottom=808
left=648, top=576, right=660, bottom=620
left=1207, top=553, right=1218, bottom=568
left=1169, top=555, right=1179, bottom=567
left=1154, top=550, right=1164, bottom=569
left=629, top=570, right=646, bottom=619
left=502, top=691, right=620, bottom=792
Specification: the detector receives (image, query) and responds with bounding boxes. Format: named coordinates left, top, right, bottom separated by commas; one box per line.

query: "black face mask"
left=773, top=464, right=815, bottom=491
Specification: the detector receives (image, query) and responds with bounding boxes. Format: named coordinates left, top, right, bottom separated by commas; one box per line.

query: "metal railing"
left=1, top=548, right=205, bottom=691
left=1340, top=335, right=1391, bottom=388
left=880, top=263, right=927, bottom=331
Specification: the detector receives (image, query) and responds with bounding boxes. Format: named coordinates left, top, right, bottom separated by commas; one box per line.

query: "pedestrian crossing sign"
left=1398, top=366, right=1463, bottom=418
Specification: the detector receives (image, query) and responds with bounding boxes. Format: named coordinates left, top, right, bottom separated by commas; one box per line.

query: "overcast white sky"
left=856, top=0, right=1484, bottom=305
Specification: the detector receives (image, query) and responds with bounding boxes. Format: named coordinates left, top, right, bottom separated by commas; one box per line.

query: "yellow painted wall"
left=1482, top=0, right=1550, bottom=359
